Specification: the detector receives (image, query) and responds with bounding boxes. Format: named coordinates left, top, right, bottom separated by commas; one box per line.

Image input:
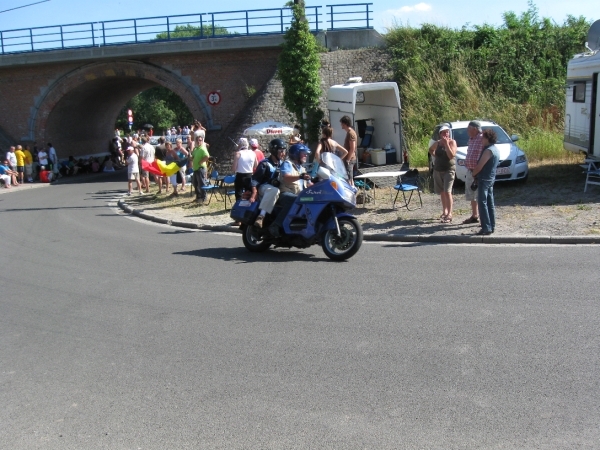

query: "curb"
left=117, top=200, right=600, bottom=245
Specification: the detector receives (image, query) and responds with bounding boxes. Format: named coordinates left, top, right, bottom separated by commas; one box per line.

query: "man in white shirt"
left=6, top=146, right=17, bottom=170
left=47, top=143, right=59, bottom=178
left=139, top=136, right=155, bottom=193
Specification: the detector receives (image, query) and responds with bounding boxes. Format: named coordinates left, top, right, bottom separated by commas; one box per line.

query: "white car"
left=428, top=120, right=529, bottom=183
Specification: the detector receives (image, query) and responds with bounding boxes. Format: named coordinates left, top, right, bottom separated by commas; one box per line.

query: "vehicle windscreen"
left=453, top=126, right=512, bottom=147
left=320, top=153, right=349, bottom=181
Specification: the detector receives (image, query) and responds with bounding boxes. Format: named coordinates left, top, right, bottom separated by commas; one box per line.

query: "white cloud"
left=388, top=2, right=432, bottom=15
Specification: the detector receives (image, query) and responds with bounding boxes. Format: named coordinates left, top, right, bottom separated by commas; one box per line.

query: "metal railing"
left=0, top=3, right=373, bottom=55
left=327, top=3, right=373, bottom=30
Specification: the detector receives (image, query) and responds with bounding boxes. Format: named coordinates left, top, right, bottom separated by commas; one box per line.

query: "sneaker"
left=254, top=215, right=265, bottom=228
left=126, top=192, right=131, bottom=196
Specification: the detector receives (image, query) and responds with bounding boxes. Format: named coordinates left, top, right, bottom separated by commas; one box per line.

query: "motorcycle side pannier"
left=230, top=200, right=259, bottom=224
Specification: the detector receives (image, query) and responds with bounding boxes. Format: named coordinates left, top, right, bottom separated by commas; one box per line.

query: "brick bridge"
left=0, top=29, right=382, bottom=159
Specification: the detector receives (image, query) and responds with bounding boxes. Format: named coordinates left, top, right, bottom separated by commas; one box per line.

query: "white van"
left=327, top=78, right=404, bottom=165
left=564, top=20, right=600, bottom=158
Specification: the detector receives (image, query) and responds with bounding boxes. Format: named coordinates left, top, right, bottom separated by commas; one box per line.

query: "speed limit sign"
left=207, top=91, right=221, bottom=106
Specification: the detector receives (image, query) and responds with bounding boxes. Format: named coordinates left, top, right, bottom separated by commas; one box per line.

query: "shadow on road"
left=174, top=247, right=328, bottom=263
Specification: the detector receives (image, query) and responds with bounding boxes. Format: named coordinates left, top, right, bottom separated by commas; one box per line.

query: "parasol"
left=243, top=121, right=294, bottom=136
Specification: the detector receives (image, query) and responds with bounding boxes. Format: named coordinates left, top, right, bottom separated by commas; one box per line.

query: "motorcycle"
left=230, top=153, right=363, bottom=261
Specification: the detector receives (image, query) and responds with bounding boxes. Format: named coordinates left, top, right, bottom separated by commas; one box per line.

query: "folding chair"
left=393, top=169, right=423, bottom=211
left=201, top=170, right=221, bottom=205
left=584, top=160, right=600, bottom=192
left=360, top=125, right=374, bottom=148
left=222, top=174, right=236, bottom=211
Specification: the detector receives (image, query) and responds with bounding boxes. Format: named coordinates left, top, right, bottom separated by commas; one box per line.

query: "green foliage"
left=277, top=0, right=323, bottom=144
left=385, top=3, right=590, bottom=150
left=116, top=86, right=193, bottom=132
left=156, top=24, right=231, bottom=40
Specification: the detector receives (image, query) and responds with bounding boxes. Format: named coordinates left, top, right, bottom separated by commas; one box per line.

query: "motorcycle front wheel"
left=322, top=217, right=363, bottom=261
left=242, top=224, right=271, bottom=252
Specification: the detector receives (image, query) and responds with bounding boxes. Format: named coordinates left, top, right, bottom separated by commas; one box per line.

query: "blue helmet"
left=288, top=143, right=311, bottom=161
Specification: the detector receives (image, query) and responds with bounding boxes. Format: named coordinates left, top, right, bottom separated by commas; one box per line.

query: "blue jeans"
left=477, top=179, right=495, bottom=233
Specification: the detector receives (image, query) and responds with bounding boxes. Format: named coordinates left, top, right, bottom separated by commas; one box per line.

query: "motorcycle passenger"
left=250, top=139, right=287, bottom=228
left=268, top=143, right=312, bottom=237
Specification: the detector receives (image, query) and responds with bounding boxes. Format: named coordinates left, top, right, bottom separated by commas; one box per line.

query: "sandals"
left=441, top=215, right=452, bottom=223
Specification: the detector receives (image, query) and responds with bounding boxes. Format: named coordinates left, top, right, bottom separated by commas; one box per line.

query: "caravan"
left=564, top=20, right=600, bottom=158
left=327, top=78, right=404, bottom=165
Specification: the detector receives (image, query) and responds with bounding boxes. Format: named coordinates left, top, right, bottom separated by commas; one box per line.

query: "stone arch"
left=29, top=60, right=214, bottom=158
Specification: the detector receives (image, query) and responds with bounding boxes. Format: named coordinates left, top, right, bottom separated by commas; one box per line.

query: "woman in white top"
left=314, top=125, right=348, bottom=163
left=231, top=137, right=257, bottom=201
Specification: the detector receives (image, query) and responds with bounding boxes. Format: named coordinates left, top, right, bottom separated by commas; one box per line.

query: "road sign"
left=207, top=91, right=221, bottom=106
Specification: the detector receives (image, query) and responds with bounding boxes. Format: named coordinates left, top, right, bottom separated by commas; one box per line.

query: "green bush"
left=385, top=3, right=590, bottom=151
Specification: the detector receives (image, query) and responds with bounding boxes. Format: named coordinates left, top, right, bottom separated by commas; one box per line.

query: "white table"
left=354, top=171, right=406, bottom=206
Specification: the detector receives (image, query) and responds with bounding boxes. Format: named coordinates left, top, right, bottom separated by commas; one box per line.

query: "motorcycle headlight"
left=516, top=154, right=527, bottom=164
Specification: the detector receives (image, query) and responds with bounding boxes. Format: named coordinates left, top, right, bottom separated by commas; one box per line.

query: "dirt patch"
left=122, top=160, right=600, bottom=237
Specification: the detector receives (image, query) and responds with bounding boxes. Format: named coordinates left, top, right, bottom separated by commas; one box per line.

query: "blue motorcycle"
left=230, top=153, right=363, bottom=261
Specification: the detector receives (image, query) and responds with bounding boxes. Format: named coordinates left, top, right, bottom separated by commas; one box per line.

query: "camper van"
left=564, top=20, right=600, bottom=158
left=327, top=78, right=404, bottom=165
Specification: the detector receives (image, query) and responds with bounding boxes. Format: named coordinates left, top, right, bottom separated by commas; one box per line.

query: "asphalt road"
left=1, top=173, right=599, bottom=449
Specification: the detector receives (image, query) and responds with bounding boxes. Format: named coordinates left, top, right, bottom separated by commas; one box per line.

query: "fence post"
left=200, top=14, right=204, bottom=38
left=134, top=19, right=138, bottom=42
left=102, top=22, right=106, bottom=46
left=30, top=28, right=34, bottom=51
left=0, top=31, right=3, bottom=55
left=91, top=23, right=95, bottom=46
left=60, top=25, right=64, bottom=48
left=211, top=14, right=215, bottom=37
left=315, top=7, right=320, bottom=32
left=246, top=11, right=249, bottom=35
left=167, top=16, right=170, bottom=40
left=366, top=4, right=370, bottom=28
left=329, top=5, right=334, bottom=30
left=280, top=9, right=283, bottom=34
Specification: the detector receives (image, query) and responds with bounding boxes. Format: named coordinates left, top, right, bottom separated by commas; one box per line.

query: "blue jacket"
left=251, top=158, right=280, bottom=188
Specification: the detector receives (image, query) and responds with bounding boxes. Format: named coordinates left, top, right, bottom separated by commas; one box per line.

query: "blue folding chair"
left=222, top=174, right=237, bottom=211
left=393, top=170, right=423, bottom=211
left=201, top=170, right=221, bottom=205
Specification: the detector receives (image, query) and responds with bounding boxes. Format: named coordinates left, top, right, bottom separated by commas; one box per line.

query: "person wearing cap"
left=232, top=138, right=258, bottom=201
left=125, top=146, right=142, bottom=196
left=429, top=125, right=457, bottom=222
left=462, top=121, right=484, bottom=224
left=472, top=129, right=500, bottom=235
left=249, top=138, right=265, bottom=166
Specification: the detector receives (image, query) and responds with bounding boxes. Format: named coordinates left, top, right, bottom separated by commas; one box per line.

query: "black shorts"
left=17, top=166, right=24, bottom=173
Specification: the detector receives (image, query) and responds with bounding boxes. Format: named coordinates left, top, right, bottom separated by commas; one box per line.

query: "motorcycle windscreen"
left=320, top=153, right=349, bottom=181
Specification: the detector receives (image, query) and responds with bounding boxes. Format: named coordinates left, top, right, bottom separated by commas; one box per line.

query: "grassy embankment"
left=384, top=6, right=590, bottom=168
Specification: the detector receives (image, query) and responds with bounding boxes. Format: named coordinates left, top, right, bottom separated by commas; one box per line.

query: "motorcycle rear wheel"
left=242, top=224, right=271, bottom=252
left=322, top=217, right=363, bottom=261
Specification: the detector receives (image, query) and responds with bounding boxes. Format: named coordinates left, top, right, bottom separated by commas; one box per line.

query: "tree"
left=115, top=87, right=193, bottom=132
left=156, top=24, right=231, bottom=40
left=277, top=0, right=323, bottom=144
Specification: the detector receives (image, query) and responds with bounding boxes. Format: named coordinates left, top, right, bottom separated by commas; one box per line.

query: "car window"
left=482, top=126, right=512, bottom=144
left=451, top=125, right=513, bottom=146
left=452, top=128, right=470, bottom=147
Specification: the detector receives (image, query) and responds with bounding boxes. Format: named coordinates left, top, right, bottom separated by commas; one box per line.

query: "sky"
left=0, top=0, right=597, bottom=34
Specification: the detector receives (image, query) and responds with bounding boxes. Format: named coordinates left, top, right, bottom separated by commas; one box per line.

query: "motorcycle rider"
left=250, top=138, right=287, bottom=228
left=267, top=143, right=312, bottom=237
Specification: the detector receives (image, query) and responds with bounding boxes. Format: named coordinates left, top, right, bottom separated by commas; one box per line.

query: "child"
left=125, top=146, right=142, bottom=195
